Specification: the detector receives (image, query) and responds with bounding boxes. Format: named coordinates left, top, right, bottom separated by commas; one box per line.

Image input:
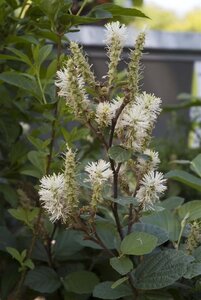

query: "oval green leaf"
left=120, top=231, right=158, bottom=256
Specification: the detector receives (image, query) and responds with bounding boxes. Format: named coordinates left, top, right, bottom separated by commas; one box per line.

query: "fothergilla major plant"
left=25, top=22, right=201, bottom=299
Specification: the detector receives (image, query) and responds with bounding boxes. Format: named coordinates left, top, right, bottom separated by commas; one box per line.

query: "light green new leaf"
left=111, top=277, right=128, bottom=289
left=110, top=256, right=133, bottom=275
left=8, top=207, right=39, bottom=227
left=6, top=247, right=22, bottom=264
left=120, top=231, right=158, bottom=256
left=23, top=258, right=35, bottom=270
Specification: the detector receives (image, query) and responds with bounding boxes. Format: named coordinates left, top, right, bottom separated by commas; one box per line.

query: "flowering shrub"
left=33, top=22, right=201, bottom=299
left=1, top=2, right=201, bottom=299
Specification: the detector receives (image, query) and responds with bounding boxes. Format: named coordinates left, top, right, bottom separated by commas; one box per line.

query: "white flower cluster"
left=39, top=147, right=79, bottom=224
left=39, top=173, right=67, bottom=223
left=136, top=171, right=167, bottom=211
left=85, top=160, right=113, bottom=185
left=104, top=22, right=127, bottom=87
left=137, top=149, right=160, bottom=174
left=85, top=160, right=113, bottom=206
left=55, top=59, right=89, bottom=118
left=116, top=92, right=162, bottom=151
left=95, top=97, right=123, bottom=128
left=104, top=21, right=127, bottom=47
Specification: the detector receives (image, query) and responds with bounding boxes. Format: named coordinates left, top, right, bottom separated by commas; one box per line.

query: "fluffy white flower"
left=136, top=92, right=162, bottom=124
left=95, top=102, right=114, bottom=127
left=85, top=160, right=113, bottom=207
left=85, top=160, right=113, bottom=185
left=39, top=173, right=67, bottom=223
left=137, top=149, right=160, bottom=173
left=111, top=96, right=123, bottom=114
left=136, top=171, right=167, bottom=210
left=104, top=21, right=127, bottom=46
left=120, top=105, right=149, bottom=130
left=117, top=104, right=150, bottom=151
left=55, top=68, right=69, bottom=97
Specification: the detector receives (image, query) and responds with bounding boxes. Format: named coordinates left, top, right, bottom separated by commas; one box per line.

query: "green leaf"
left=53, top=229, right=84, bottom=260
left=46, top=59, right=57, bottom=79
left=111, top=277, right=128, bottom=289
left=0, top=184, right=18, bottom=207
left=38, top=44, right=53, bottom=68
left=77, top=222, right=119, bottom=250
left=141, top=210, right=180, bottom=241
left=160, top=196, right=184, bottom=210
left=27, top=150, right=47, bottom=174
left=120, top=231, right=158, bottom=256
left=6, top=247, right=22, bottom=264
left=90, top=4, right=149, bottom=19
left=25, top=266, right=61, bottom=293
left=63, top=271, right=99, bottom=294
left=0, top=72, right=41, bottom=100
left=110, top=256, right=133, bottom=275
left=0, top=54, right=23, bottom=62
left=112, top=196, right=138, bottom=207
left=27, top=136, right=50, bottom=151
left=177, top=200, right=201, bottom=221
left=6, top=47, right=32, bottom=66
left=24, top=258, right=35, bottom=270
left=166, top=170, right=201, bottom=192
left=191, top=154, right=201, bottom=177
left=93, top=281, right=132, bottom=299
left=193, top=246, right=201, bottom=262
left=184, top=262, right=201, bottom=279
left=0, top=227, right=16, bottom=251
left=133, top=250, right=193, bottom=290
left=31, top=240, right=49, bottom=262
left=20, top=167, right=42, bottom=178
left=108, top=145, right=132, bottom=163
left=8, top=207, right=39, bottom=227
left=132, top=223, right=169, bottom=246
left=0, top=263, right=20, bottom=300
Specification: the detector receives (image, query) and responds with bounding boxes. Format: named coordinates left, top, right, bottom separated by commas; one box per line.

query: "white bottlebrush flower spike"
left=104, top=22, right=127, bottom=87
left=137, top=149, right=160, bottom=173
left=110, top=96, right=123, bottom=114
left=117, top=104, right=150, bottom=151
left=136, top=171, right=167, bottom=210
left=85, top=160, right=113, bottom=207
left=95, top=101, right=114, bottom=128
left=136, top=92, right=162, bottom=124
left=56, top=59, right=90, bottom=118
left=55, top=68, right=69, bottom=98
left=85, top=160, right=113, bottom=185
left=39, top=173, right=67, bottom=223
left=104, top=21, right=127, bottom=47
